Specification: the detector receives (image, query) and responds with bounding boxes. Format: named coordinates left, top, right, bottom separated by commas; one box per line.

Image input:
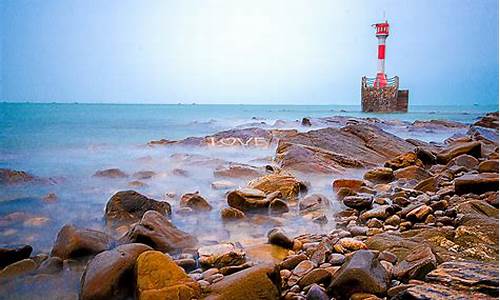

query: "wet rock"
left=334, top=238, right=368, bottom=253
left=455, top=199, right=498, bottom=217
left=93, top=168, right=128, bottom=178
left=415, top=147, right=437, bottom=165
left=406, top=205, right=433, bottom=222
left=436, top=141, right=482, bottom=163
left=478, top=160, right=499, bottom=173
left=343, top=195, right=373, bottom=210
left=268, top=228, right=294, bottom=249
left=269, top=199, right=289, bottom=215
left=313, top=214, right=328, bottom=224
left=328, top=253, right=346, bottom=266
left=299, top=194, right=330, bottom=212
left=394, top=166, right=432, bottom=182
left=50, top=224, right=114, bottom=260
left=360, top=205, right=393, bottom=221
left=214, top=164, right=266, bottom=179
left=42, top=192, right=58, bottom=203
left=180, top=192, right=212, bottom=212
left=384, top=215, right=401, bottom=226
left=219, top=262, right=253, bottom=276
left=121, top=210, right=197, bottom=253
left=226, top=188, right=269, bottom=212
left=79, top=243, right=152, bottom=300
left=447, top=154, right=479, bottom=170
left=249, top=172, right=305, bottom=201
left=348, top=225, right=368, bottom=237
left=454, top=173, right=499, bottom=195
left=302, top=117, right=312, bottom=126
left=394, top=246, right=437, bottom=281
left=280, top=254, right=308, bottom=270
left=211, top=180, right=238, bottom=190
left=136, top=250, right=201, bottom=300
left=385, top=152, right=423, bottom=170
left=298, top=268, right=332, bottom=288
left=0, top=258, right=37, bottom=278
left=474, top=111, right=499, bottom=129
left=306, top=283, right=329, bottom=300
left=0, top=244, right=32, bottom=269
left=425, top=260, right=498, bottom=296
left=36, top=256, right=63, bottom=274
left=414, top=176, right=438, bottom=193
left=328, top=250, right=390, bottom=298
left=0, top=168, right=35, bottom=184
left=220, top=207, right=246, bottom=221
left=292, top=260, right=315, bottom=277
left=204, top=264, right=280, bottom=300
left=105, top=190, right=171, bottom=227
left=363, top=167, right=394, bottom=184
left=332, top=179, right=365, bottom=192
left=133, top=171, right=156, bottom=180
left=198, top=243, right=246, bottom=269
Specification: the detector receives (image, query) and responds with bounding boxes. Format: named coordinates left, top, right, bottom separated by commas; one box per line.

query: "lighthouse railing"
left=361, top=76, right=400, bottom=103
left=361, top=76, right=399, bottom=89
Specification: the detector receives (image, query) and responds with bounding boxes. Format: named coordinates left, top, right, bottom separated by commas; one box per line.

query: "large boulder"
left=392, top=281, right=496, bottom=300
left=275, top=124, right=414, bottom=174
left=328, top=250, right=390, bottom=299
left=204, top=264, right=280, bottom=300
left=135, top=250, right=201, bottom=300
left=50, top=224, right=114, bottom=260
left=436, top=141, right=482, bottom=163
left=121, top=210, right=197, bottom=253
left=226, top=188, right=269, bottom=212
left=454, top=173, right=499, bottom=195
left=0, top=244, right=32, bottom=269
left=198, top=243, right=246, bottom=269
left=394, top=246, right=437, bottom=281
left=105, top=190, right=171, bottom=227
left=248, top=172, right=305, bottom=201
left=80, top=243, right=152, bottom=300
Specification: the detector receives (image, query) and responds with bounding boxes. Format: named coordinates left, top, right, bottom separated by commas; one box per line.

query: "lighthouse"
left=361, top=19, right=408, bottom=113
left=374, top=21, right=389, bottom=88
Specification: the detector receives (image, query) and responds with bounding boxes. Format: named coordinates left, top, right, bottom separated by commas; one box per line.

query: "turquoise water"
left=0, top=102, right=497, bottom=254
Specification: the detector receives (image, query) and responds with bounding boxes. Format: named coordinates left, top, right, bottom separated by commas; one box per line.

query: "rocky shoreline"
left=0, top=112, right=498, bottom=299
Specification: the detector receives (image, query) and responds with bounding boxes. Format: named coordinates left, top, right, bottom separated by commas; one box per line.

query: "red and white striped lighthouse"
left=373, top=21, right=389, bottom=88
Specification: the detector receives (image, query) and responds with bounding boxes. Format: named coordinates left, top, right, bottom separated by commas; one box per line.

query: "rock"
left=219, top=262, right=253, bottom=276
left=348, top=225, right=368, bottom=236
left=135, top=250, right=201, bottom=300
left=415, top=147, right=437, bottom=165
left=121, top=210, right=197, bottom=253
left=328, top=250, right=390, bottom=298
left=93, top=168, right=128, bottom=178
left=275, top=124, right=414, bottom=173
left=292, top=260, right=315, bottom=277
left=0, top=258, right=37, bottom=278
left=175, top=258, right=197, bottom=272
left=313, top=214, right=328, bottom=224
left=0, top=244, right=32, bottom=269
left=42, top=192, right=58, bottom=203
left=220, top=207, right=246, bottom=221
left=298, top=268, right=332, bottom=288
left=360, top=205, right=393, bottom=221
left=269, top=199, right=289, bottom=214
left=367, top=218, right=384, bottom=228
left=363, top=167, right=395, bottom=184
left=385, top=152, right=423, bottom=170
left=328, top=253, right=346, bottom=265
left=332, top=179, right=365, bottom=192
left=133, top=171, right=156, bottom=180
left=214, top=164, right=266, bottom=179
left=436, top=141, right=482, bottom=163
left=447, top=154, right=480, bottom=170
left=268, top=228, right=294, bottom=249
left=280, top=254, right=308, bottom=270
left=50, top=224, right=114, bottom=260
left=299, top=194, right=330, bottom=212
left=425, top=260, right=498, bottom=296
left=392, top=281, right=495, bottom=300
left=394, top=166, right=432, bottom=182
left=211, top=180, right=238, bottom=190
left=343, top=195, right=373, bottom=210
left=36, top=256, right=63, bottom=274
left=414, top=176, right=438, bottom=193
left=306, top=284, right=329, bottom=300
left=0, top=168, right=36, bottom=184
left=302, top=117, right=312, bottom=126
left=478, top=160, right=499, bottom=173
left=205, top=264, right=280, bottom=300
left=406, top=205, right=433, bottom=222
left=385, top=215, right=401, bottom=226
left=79, top=243, right=152, bottom=300
left=334, top=238, right=368, bottom=253
left=248, top=172, right=305, bottom=201
left=455, top=200, right=498, bottom=218
left=180, top=192, right=212, bottom=212
left=198, top=243, right=246, bottom=269
left=105, top=190, right=171, bottom=227
left=454, top=173, right=499, bottom=195
left=226, top=188, right=269, bottom=212
left=394, top=246, right=437, bottom=281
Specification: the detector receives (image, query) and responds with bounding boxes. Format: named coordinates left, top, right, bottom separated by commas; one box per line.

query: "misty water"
left=0, top=102, right=496, bottom=297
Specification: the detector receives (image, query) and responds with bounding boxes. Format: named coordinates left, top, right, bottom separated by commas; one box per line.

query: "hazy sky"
left=1, top=0, right=498, bottom=105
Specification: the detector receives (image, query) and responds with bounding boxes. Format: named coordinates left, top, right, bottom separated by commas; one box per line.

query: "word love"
left=205, top=137, right=270, bottom=148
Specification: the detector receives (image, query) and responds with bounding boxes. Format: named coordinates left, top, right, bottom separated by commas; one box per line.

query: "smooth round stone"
left=328, top=253, right=346, bottom=266
left=292, top=260, right=315, bottom=277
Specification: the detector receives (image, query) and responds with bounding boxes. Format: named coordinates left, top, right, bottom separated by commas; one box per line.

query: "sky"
left=1, top=0, right=498, bottom=105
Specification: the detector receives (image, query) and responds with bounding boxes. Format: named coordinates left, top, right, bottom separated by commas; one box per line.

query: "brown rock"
left=0, top=258, right=37, bottom=278
left=180, top=192, right=212, bottom=212
left=80, top=243, right=152, bottom=300
left=454, top=173, right=499, bottom=195
left=414, top=176, right=438, bottom=193
left=0, top=168, right=35, bottom=184
left=406, top=205, right=433, bottom=222
left=392, top=281, right=495, bottom=300
left=267, top=228, right=294, bottom=249
left=226, top=188, right=269, bottom=212
left=343, top=195, right=373, bottom=210
left=332, top=179, right=365, bottom=192
left=363, top=167, right=394, bottom=184
left=299, top=194, right=330, bottom=212
left=248, top=172, right=305, bottom=201
left=214, top=164, right=265, bottom=179
left=136, top=250, right=201, bottom=300
left=478, top=160, right=499, bottom=173
left=394, top=246, right=437, bottom=281
left=269, top=199, right=289, bottom=214
left=298, top=268, right=331, bottom=288
left=436, top=141, right=482, bottom=163
left=394, top=166, right=432, bottom=182
left=446, top=154, right=479, bottom=170
left=105, top=190, right=171, bottom=227
left=0, top=244, right=32, bottom=269
left=93, top=168, right=128, bottom=178
left=133, top=171, right=156, bottom=180
left=220, top=207, right=246, bottom=221
left=121, top=210, right=197, bottom=253
left=50, top=224, right=114, bottom=260
left=385, top=152, right=423, bottom=170
left=198, top=243, right=246, bottom=269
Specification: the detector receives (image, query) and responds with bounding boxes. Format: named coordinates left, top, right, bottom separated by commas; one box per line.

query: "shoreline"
left=0, top=111, right=498, bottom=299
